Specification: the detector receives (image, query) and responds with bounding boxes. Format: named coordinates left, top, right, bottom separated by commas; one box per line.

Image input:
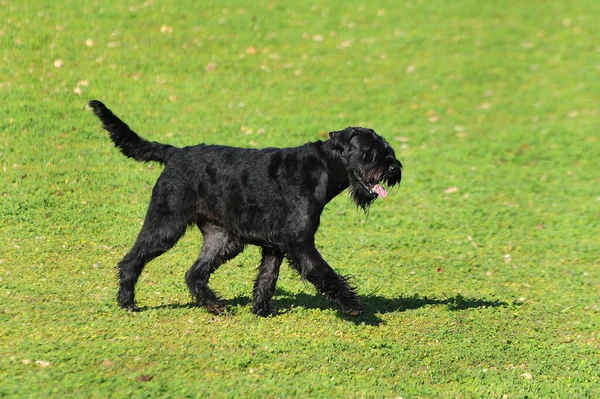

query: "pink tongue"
left=373, top=184, right=387, bottom=198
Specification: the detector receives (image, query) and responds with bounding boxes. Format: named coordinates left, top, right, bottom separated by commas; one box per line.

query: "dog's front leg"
left=252, top=247, right=284, bottom=317
left=289, top=247, right=362, bottom=316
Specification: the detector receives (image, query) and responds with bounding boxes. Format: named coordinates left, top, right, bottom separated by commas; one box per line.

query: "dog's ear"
left=328, top=127, right=357, bottom=157
left=328, top=127, right=354, bottom=141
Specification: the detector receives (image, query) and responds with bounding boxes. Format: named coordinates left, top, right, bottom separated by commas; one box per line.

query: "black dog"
left=89, top=100, right=402, bottom=317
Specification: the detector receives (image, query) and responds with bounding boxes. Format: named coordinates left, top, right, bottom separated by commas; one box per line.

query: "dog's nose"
left=388, top=164, right=400, bottom=173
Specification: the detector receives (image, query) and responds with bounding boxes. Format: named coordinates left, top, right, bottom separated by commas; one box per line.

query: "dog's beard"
left=353, top=171, right=387, bottom=197
left=348, top=161, right=402, bottom=212
left=349, top=170, right=388, bottom=211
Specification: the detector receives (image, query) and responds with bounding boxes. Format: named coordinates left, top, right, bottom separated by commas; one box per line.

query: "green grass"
left=1, top=0, right=599, bottom=397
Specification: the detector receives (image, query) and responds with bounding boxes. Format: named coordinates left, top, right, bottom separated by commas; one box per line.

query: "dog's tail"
left=88, top=100, right=177, bottom=164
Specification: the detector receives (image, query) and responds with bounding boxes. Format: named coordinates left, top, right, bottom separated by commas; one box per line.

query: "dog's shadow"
left=145, top=290, right=511, bottom=326
left=228, top=289, right=511, bottom=326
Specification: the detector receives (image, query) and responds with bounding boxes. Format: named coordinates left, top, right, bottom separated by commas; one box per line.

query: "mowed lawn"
left=1, top=0, right=598, bottom=397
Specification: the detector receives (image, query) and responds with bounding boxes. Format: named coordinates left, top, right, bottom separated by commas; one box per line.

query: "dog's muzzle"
left=353, top=171, right=388, bottom=198
left=384, top=160, right=402, bottom=188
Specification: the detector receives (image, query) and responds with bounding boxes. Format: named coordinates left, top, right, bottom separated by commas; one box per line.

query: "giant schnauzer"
left=89, top=100, right=402, bottom=317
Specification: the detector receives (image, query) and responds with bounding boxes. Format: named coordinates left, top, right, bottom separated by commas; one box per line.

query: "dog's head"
left=329, top=127, right=402, bottom=211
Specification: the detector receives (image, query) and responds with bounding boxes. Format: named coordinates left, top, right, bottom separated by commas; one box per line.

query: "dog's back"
left=154, top=141, right=331, bottom=246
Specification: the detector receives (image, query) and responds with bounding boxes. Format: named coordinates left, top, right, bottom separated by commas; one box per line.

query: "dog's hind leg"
left=252, top=247, right=284, bottom=317
left=288, top=247, right=362, bottom=316
left=117, top=211, right=188, bottom=311
left=186, top=224, right=243, bottom=314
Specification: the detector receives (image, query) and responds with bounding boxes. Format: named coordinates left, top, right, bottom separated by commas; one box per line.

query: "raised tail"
left=88, top=100, right=177, bottom=164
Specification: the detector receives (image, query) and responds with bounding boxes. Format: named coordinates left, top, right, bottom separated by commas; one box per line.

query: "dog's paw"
left=252, top=304, right=274, bottom=318
left=339, top=302, right=363, bottom=317
left=120, top=303, right=141, bottom=312
left=341, top=308, right=362, bottom=317
left=204, top=301, right=228, bottom=315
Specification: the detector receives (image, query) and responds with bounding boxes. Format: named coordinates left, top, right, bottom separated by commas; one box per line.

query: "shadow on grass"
left=353, top=292, right=511, bottom=326
left=142, top=290, right=511, bottom=326
left=228, top=289, right=511, bottom=326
